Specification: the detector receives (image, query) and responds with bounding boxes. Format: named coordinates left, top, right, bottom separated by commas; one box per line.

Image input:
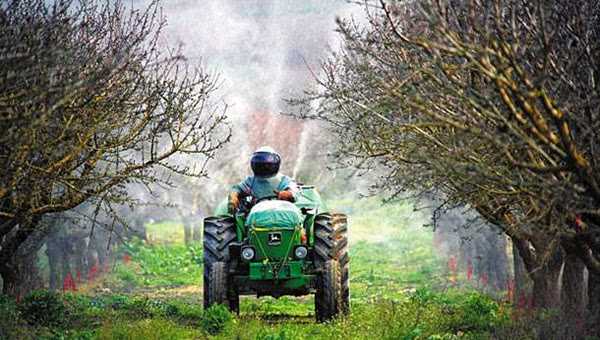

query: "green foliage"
left=167, top=300, right=204, bottom=320
left=0, top=294, right=27, bottom=339
left=19, top=290, right=69, bottom=327
left=407, top=289, right=507, bottom=336
left=214, top=291, right=509, bottom=340
left=256, top=328, right=297, bottom=340
left=117, top=296, right=166, bottom=318
left=16, top=291, right=98, bottom=331
left=202, top=304, right=233, bottom=335
left=243, top=296, right=313, bottom=317
left=400, top=327, right=422, bottom=340
left=97, top=318, right=201, bottom=340
left=117, top=238, right=203, bottom=287
left=38, top=329, right=97, bottom=340
left=188, top=245, right=203, bottom=266
left=410, top=287, right=435, bottom=305
left=83, top=294, right=203, bottom=323
left=8, top=291, right=209, bottom=338
left=101, top=294, right=130, bottom=309
left=458, top=293, right=503, bottom=331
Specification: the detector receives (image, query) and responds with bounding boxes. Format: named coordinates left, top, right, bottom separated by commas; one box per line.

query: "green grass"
left=350, top=240, right=443, bottom=301
left=2, top=288, right=517, bottom=339
left=221, top=290, right=511, bottom=340
left=97, top=318, right=202, bottom=340
left=112, top=240, right=202, bottom=287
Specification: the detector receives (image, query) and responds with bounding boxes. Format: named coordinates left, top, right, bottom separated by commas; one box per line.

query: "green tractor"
left=203, top=186, right=349, bottom=321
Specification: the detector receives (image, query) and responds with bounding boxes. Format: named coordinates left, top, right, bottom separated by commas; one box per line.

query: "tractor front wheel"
left=315, top=260, right=343, bottom=322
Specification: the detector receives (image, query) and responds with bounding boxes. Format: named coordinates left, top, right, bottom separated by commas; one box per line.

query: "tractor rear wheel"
left=315, top=260, right=343, bottom=322
left=203, top=216, right=238, bottom=312
left=314, top=213, right=349, bottom=318
left=206, top=262, right=227, bottom=306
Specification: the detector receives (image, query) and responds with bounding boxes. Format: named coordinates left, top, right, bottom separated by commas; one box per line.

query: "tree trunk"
left=45, top=237, right=62, bottom=291
left=486, top=231, right=508, bottom=291
left=531, top=250, right=563, bottom=340
left=560, top=254, right=585, bottom=339
left=0, top=226, right=45, bottom=298
left=73, top=235, right=87, bottom=283
left=61, top=237, right=72, bottom=284
left=0, top=262, right=19, bottom=297
left=192, top=223, right=202, bottom=242
left=191, top=196, right=202, bottom=243
left=531, top=252, right=563, bottom=309
left=93, top=236, right=109, bottom=268
left=513, top=242, right=532, bottom=306
left=183, top=222, right=192, bottom=246
left=45, top=221, right=67, bottom=289
left=18, top=249, right=43, bottom=294
left=531, top=269, right=561, bottom=309
left=512, top=237, right=562, bottom=309
left=0, top=215, right=46, bottom=297
left=589, top=270, right=600, bottom=337
left=0, top=252, right=43, bottom=298
left=131, top=216, right=147, bottom=241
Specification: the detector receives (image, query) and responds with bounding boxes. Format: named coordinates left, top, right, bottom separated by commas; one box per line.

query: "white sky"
left=143, top=0, right=363, bottom=119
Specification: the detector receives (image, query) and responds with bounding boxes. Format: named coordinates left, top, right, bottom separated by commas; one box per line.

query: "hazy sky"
left=147, top=0, right=362, bottom=119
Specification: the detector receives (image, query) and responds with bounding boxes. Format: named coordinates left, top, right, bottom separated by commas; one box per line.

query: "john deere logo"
left=268, top=232, right=282, bottom=245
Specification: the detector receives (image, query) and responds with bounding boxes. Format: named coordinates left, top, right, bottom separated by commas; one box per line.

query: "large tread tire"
left=315, top=260, right=343, bottom=322
left=314, top=213, right=350, bottom=315
left=206, top=262, right=228, bottom=307
left=203, top=216, right=237, bottom=311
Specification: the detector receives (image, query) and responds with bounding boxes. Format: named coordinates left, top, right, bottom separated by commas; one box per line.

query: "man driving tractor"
left=228, top=146, right=299, bottom=214
left=205, top=145, right=349, bottom=321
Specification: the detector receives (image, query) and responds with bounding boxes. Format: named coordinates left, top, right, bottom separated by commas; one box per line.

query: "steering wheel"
left=255, top=195, right=278, bottom=204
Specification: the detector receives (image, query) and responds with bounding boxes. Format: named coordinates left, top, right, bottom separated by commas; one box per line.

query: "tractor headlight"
left=294, top=246, right=308, bottom=259
left=241, top=246, right=255, bottom=261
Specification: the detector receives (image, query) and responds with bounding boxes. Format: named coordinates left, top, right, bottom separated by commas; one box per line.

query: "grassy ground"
left=1, top=197, right=529, bottom=339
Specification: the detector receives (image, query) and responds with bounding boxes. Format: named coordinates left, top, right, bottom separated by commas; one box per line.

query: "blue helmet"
left=251, top=146, right=281, bottom=178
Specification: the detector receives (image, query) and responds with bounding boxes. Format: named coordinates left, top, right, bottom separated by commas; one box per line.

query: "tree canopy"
left=294, top=0, right=600, bottom=332
left=0, top=0, right=228, bottom=295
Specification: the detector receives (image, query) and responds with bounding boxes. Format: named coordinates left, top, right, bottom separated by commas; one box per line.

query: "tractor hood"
left=245, top=200, right=303, bottom=228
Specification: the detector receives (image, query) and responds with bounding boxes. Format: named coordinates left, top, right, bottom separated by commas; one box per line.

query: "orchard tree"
left=0, top=0, right=229, bottom=296
left=296, top=0, right=600, bottom=336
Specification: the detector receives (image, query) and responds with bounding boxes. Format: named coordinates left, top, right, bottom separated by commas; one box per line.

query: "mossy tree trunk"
left=560, top=254, right=585, bottom=339
left=513, top=242, right=532, bottom=306
left=588, top=270, right=600, bottom=337
left=531, top=253, right=562, bottom=310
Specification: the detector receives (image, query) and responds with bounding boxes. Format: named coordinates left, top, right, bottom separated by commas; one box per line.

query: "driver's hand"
left=228, top=192, right=240, bottom=214
left=276, top=190, right=295, bottom=202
